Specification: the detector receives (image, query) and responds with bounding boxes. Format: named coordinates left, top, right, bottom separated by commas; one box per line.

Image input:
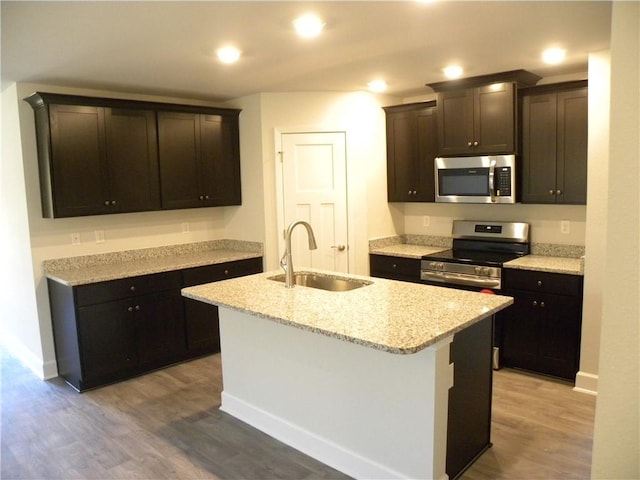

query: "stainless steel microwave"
left=434, top=155, right=517, bottom=204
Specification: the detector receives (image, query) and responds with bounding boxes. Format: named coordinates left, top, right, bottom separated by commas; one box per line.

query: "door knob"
left=331, top=245, right=346, bottom=251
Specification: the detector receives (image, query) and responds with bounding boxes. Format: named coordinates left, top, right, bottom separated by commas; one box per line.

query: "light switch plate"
left=71, top=232, right=81, bottom=245
left=423, top=216, right=430, bottom=227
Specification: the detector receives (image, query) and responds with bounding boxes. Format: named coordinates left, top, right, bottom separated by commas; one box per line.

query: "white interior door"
left=280, top=132, right=349, bottom=273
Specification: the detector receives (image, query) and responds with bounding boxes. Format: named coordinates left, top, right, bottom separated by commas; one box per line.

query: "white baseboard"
left=221, top=392, right=408, bottom=480
left=0, top=329, right=58, bottom=380
left=574, top=371, right=598, bottom=395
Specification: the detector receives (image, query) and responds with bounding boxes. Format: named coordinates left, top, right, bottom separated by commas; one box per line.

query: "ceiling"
left=1, top=1, right=612, bottom=103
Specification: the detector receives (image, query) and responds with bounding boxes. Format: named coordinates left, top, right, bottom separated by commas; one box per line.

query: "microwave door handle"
left=488, top=158, right=497, bottom=203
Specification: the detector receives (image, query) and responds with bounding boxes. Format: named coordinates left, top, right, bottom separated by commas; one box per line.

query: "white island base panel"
left=218, top=307, right=454, bottom=480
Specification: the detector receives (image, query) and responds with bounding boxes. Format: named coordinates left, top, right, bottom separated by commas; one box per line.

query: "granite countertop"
left=44, top=240, right=263, bottom=286
left=182, top=269, right=513, bottom=355
left=369, top=244, right=447, bottom=259
left=504, top=255, right=584, bottom=275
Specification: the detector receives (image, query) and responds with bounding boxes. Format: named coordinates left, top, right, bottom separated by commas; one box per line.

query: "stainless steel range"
left=421, top=220, right=530, bottom=291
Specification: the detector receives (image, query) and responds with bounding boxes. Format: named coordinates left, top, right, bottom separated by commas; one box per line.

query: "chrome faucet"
left=280, top=220, right=318, bottom=288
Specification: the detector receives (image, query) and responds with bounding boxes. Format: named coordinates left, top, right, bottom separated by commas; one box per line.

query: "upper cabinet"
left=383, top=102, right=437, bottom=202
left=24, top=92, right=241, bottom=218
left=158, top=112, right=241, bottom=209
left=436, top=83, right=515, bottom=156
left=428, top=70, right=541, bottom=157
left=520, top=81, right=588, bottom=205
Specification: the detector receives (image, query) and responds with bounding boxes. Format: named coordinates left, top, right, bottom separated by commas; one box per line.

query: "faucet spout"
left=282, top=220, right=317, bottom=288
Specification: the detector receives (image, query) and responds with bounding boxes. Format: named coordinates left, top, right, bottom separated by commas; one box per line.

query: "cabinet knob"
left=199, top=195, right=204, bottom=200
left=127, top=306, right=134, bottom=312
left=135, top=305, right=141, bottom=311
left=412, top=190, right=417, bottom=195
left=540, top=301, right=545, bottom=308
left=532, top=300, right=538, bottom=307
left=224, top=269, right=230, bottom=275
left=549, top=190, right=555, bottom=195
left=467, top=141, right=473, bottom=147
left=473, top=141, right=479, bottom=147
left=392, top=264, right=397, bottom=269
left=408, top=190, right=412, bottom=195
left=104, top=200, right=110, bottom=206
left=205, top=194, right=210, bottom=200
left=130, top=286, right=136, bottom=292
left=537, top=280, right=543, bottom=287
left=556, top=189, right=562, bottom=195
left=111, top=200, right=116, bottom=205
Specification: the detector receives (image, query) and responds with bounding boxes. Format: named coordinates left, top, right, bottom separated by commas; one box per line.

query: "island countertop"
left=182, top=269, right=513, bottom=355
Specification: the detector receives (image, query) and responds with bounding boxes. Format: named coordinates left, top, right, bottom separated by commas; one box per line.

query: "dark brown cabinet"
left=436, top=82, right=516, bottom=156
left=158, top=111, right=241, bottom=209
left=521, top=81, right=588, bottom=204
left=369, top=254, right=422, bottom=283
left=182, top=257, right=263, bottom=357
left=501, top=269, right=583, bottom=380
left=24, top=92, right=241, bottom=218
left=383, top=102, right=437, bottom=202
left=28, top=96, right=161, bottom=217
left=48, top=257, right=262, bottom=391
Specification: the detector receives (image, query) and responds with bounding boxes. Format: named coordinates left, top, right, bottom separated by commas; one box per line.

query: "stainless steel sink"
left=268, top=272, right=372, bottom=292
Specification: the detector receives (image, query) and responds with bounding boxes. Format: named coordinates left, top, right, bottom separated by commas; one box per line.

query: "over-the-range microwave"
left=434, top=155, right=517, bottom=204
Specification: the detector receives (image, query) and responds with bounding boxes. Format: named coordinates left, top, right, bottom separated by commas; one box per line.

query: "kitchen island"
left=182, top=269, right=513, bottom=480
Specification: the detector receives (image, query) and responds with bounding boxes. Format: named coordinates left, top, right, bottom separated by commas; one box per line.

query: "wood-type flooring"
left=1, top=347, right=595, bottom=479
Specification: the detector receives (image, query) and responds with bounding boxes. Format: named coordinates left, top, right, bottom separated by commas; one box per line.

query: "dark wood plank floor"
left=1, top=347, right=595, bottom=479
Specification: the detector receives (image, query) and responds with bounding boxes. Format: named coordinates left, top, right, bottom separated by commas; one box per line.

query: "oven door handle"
left=488, top=158, right=497, bottom=203
left=421, top=271, right=501, bottom=289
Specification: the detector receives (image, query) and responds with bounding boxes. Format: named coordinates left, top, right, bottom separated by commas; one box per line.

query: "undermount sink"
left=269, top=272, right=372, bottom=292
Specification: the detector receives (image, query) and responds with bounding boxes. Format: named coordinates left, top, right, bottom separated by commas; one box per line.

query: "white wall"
left=591, top=3, right=640, bottom=477
left=576, top=51, right=610, bottom=395
left=1, top=82, right=249, bottom=378
left=229, top=91, right=402, bottom=273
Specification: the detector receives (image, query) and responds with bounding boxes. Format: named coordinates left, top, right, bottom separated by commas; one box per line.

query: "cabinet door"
left=104, top=108, right=161, bottom=213
left=385, top=110, right=418, bottom=201
left=157, top=112, right=202, bottom=209
left=78, top=299, right=137, bottom=387
left=501, top=291, right=540, bottom=372
left=537, top=293, right=582, bottom=379
left=474, top=82, right=515, bottom=154
left=556, top=88, right=588, bottom=204
left=437, top=89, right=474, bottom=156
left=49, top=104, right=108, bottom=217
left=415, top=107, right=437, bottom=202
left=183, top=298, right=220, bottom=354
left=200, top=114, right=242, bottom=206
left=522, top=93, right=558, bottom=203
left=134, top=290, right=186, bottom=367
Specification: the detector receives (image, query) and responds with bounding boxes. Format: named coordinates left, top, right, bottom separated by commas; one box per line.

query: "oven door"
left=421, top=270, right=502, bottom=290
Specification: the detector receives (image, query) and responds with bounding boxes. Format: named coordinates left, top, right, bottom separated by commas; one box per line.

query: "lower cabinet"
left=501, top=269, right=583, bottom=380
left=369, top=254, right=422, bottom=283
left=48, top=257, right=262, bottom=391
left=181, top=257, right=263, bottom=358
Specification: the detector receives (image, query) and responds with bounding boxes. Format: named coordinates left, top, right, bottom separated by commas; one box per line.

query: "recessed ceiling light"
left=216, top=46, right=241, bottom=64
left=542, top=47, right=566, bottom=65
left=443, top=65, right=463, bottom=79
left=293, top=13, right=325, bottom=38
left=368, top=79, right=387, bottom=93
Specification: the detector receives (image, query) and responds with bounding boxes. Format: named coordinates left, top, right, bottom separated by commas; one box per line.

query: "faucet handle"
left=280, top=252, right=288, bottom=270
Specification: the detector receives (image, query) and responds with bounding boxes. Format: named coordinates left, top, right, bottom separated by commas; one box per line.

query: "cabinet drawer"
left=182, top=257, right=263, bottom=287
left=370, top=254, right=420, bottom=281
left=76, top=271, right=182, bottom=306
left=504, top=269, right=583, bottom=297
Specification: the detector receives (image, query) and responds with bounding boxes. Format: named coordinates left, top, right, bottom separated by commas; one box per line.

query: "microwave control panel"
left=496, top=167, right=512, bottom=196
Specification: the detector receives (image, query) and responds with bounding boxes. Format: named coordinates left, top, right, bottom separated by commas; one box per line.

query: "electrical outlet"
left=422, top=216, right=430, bottom=227
left=561, top=220, right=570, bottom=235
left=71, top=232, right=81, bottom=245
left=95, top=230, right=105, bottom=244
left=181, top=222, right=190, bottom=233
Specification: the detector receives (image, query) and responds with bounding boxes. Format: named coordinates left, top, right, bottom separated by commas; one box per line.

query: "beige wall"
left=591, top=2, right=640, bottom=477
